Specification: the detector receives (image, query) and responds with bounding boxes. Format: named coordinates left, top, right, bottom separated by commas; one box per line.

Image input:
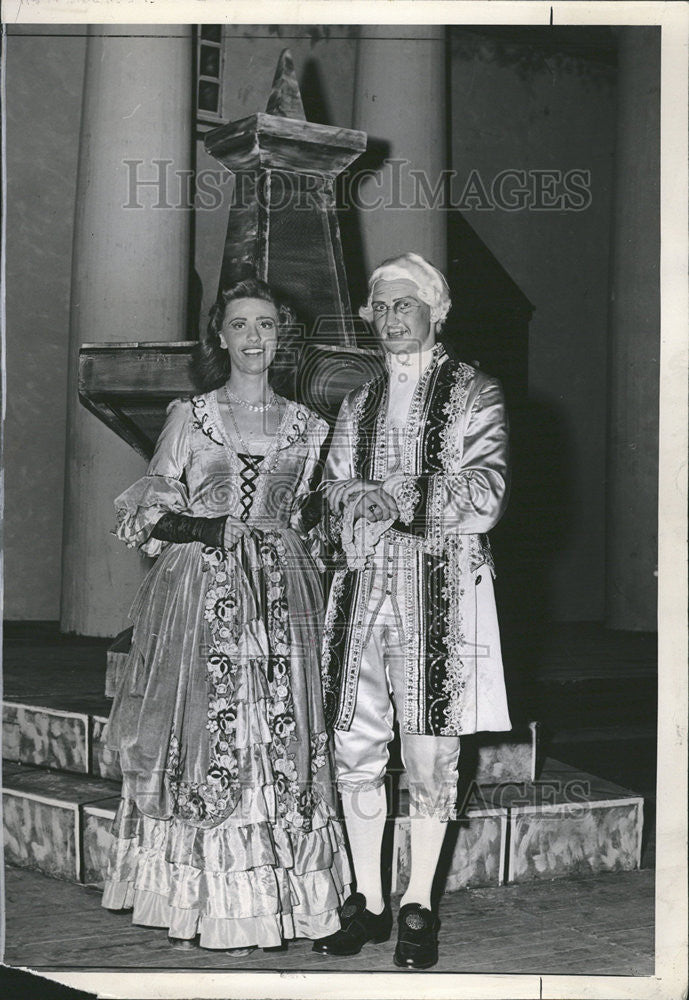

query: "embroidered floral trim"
left=393, top=476, right=422, bottom=525
left=470, top=533, right=496, bottom=576
left=400, top=345, right=445, bottom=476
left=321, top=568, right=346, bottom=686
left=279, top=406, right=311, bottom=452
left=350, top=381, right=373, bottom=474
left=439, top=535, right=470, bottom=735
left=402, top=541, right=423, bottom=734
left=428, top=363, right=474, bottom=547
left=427, top=474, right=446, bottom=554
left=371, top=381, right=390, bottom=481
left=438, top=363, right=473, bottom=470
left=259, top=532, right=305, bottom=828
left=191, top=394, right=224, bottom=446
left=327, top=510, right=344, bottom=542
left=310, top=731, right=329, bottom=775
left=164, top=534, right=325, bottom=831
left=335, top=569, right=374, bottom=730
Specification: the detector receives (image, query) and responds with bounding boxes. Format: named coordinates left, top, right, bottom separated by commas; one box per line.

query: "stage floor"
left=3, top=865, right=654, bottom=976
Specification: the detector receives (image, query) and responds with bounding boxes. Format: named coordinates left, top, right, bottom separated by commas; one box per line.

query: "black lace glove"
left=151, top=512, right=227, bottom=549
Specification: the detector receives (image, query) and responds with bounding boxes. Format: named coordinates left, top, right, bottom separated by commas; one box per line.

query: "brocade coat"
left=321, top=344, right=513, bottom=737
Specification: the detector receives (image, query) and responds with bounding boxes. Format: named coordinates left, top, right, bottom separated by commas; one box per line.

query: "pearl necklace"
left=224, top=385, right=277, bottom=412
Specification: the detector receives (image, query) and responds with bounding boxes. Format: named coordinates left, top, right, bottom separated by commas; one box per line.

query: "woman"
left=102, top=278, right=350, bottom=953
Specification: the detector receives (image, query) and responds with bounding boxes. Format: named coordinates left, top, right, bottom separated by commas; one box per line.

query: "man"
left=312, top=251, right=512, bottom=969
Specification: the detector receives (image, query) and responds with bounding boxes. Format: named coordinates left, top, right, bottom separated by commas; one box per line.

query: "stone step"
left=501, top=759, right=644, bottom=883
left=2, top=698, right=540, bottom=787
left=392, top=758, right=643, bottom=892
left=3, top=701, right=121, bottom=782
left=2, top=762, right=120, bottom=883
left=3, top=758, right=643, bottom=896
left=473, top=758, right=644, bottom=884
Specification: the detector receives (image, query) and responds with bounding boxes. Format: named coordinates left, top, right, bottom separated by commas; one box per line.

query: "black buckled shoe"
left=312, top=892, right=392, bottom=956
left=393, top=903, right=440, bottom=970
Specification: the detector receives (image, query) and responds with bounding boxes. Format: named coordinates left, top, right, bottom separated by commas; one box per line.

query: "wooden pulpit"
left=79, top=50, right=384, bottom=457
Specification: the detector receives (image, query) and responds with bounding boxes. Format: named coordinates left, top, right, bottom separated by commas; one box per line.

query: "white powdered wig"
left=359, top=251, right=452, bottom=330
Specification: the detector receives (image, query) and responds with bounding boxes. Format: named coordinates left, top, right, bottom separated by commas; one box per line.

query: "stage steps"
left=2, top=698, right=540, bottom=787
left=3, top=762, right=120, bottom=884
left=3, top=693, right=644, bottom=894
left=3, top=702, right=121, bottom=782
left=2, top=758, right=643, bottom=893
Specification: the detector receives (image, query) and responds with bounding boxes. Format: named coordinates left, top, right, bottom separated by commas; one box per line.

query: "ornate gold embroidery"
left=433, top=363, right=474, bottom=546
left=439, top=535, right=471, bottom=735
left=401, top=343, right=445, bottom=475
left=321, top=567, right=346, bottom=686
left=394, top=476, right=422, bottom=525
left=350, top=381, right=372, bottom=471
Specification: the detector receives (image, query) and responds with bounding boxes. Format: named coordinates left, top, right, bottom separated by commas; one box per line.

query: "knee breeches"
left=334, top=592, right=460, bottom=820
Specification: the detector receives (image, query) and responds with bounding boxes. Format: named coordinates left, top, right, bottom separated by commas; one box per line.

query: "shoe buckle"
left=404, top=912, right=427, bottom=931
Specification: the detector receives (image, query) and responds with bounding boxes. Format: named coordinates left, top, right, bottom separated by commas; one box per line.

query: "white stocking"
left=399, top=814, right=448, bottom=911
left=340, top=784, right=387, bottom=915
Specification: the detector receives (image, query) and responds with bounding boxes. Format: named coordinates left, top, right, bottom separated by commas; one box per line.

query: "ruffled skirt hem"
left=102, top=883, right=343, bottom=949
left=101, top=798, right=351, bottom=949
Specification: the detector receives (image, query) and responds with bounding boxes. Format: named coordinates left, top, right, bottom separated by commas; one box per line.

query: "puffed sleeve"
left=114, top=398, right=192, bottom=557
left=385, top=376, right=510, bottom=537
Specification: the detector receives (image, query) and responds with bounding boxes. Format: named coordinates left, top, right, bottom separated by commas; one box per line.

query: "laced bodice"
left=237, top=454, right=264, bottom=522
left=114, top=391, right=330, bottom=557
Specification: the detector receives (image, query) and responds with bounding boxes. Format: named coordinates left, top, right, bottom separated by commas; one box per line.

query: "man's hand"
left=350, top=486, right=399, bottom=523
left=324, top=479, right=399, bottom=522
left=323, top=478, right=378, bottom=513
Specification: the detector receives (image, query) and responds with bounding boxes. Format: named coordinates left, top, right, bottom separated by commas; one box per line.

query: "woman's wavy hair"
left=192, top=278, right=296, bottom=392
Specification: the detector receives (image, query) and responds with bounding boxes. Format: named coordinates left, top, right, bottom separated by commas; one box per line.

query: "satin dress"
left=102, top=390, right=351, bottom=949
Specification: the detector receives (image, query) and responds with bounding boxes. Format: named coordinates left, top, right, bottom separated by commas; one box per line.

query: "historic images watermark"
left=123, top=158, right=593, bottom=213
left=129, top=773, right=594, bottom=822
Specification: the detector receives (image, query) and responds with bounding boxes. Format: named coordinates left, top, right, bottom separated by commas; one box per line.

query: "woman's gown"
left=101, top=390, right=351, bottom=949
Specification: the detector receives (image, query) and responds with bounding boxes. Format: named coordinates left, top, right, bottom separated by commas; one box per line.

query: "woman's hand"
left=223, top=515, right=251, bottom=550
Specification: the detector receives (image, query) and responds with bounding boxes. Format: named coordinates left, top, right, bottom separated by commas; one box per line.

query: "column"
left=61, top=24, right=193, bottom=636
left=352, top=26, right=447, bottom=275
left=606, top=28, right=660, bottom=630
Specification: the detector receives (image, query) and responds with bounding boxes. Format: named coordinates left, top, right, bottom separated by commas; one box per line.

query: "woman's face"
left=219, top=297, right=279, bottom=375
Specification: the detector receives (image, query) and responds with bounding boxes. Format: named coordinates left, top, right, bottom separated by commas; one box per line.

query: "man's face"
left=370, top=278, right=435, bottom=356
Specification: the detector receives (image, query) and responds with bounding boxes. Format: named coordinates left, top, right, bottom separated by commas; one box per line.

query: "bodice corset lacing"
left=237, top=454, right=264, bottom=522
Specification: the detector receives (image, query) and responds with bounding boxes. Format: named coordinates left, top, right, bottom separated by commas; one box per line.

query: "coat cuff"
left=382, top=473, right=422, bottom=526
